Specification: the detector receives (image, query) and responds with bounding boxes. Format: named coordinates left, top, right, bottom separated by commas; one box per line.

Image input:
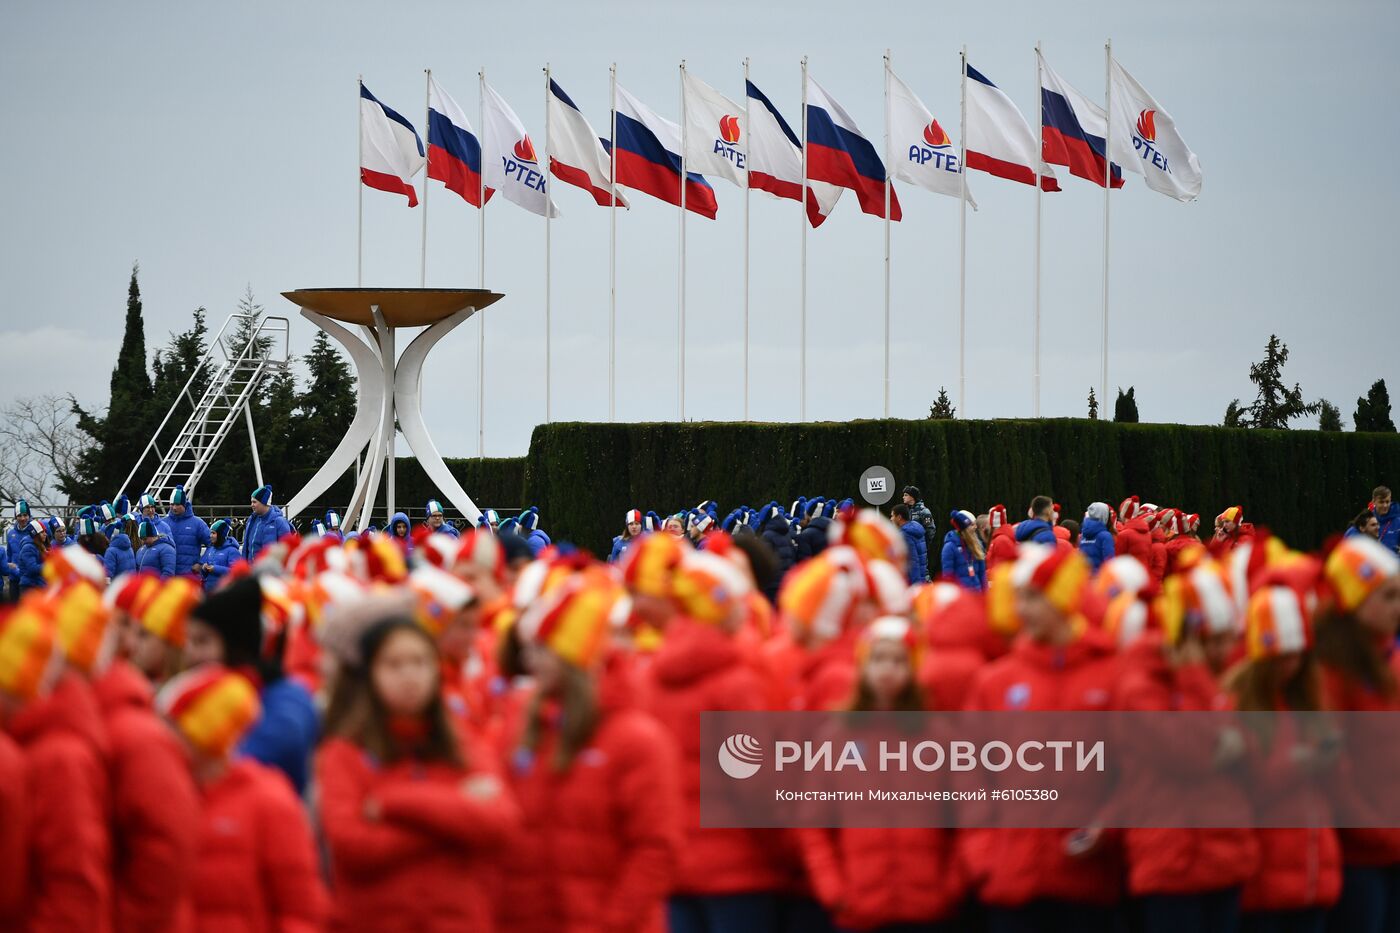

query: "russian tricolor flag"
left=613, top=85, right=718, bottom=219
left=427, top=76, right=494, bottom=208
left=1039, top=55, right=1123, bottom=189
left=804, top=75, right=900, bottom=221
left=360, top=83, right=426, bottom=206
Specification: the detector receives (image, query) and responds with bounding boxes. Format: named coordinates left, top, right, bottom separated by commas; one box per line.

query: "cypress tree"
left=1354, top=379, right=1396, bottom=432
left=1114, top=386, right=1139, bottom=423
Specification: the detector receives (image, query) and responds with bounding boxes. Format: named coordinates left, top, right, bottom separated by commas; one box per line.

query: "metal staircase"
left=119, top=313, right=290, bottom=504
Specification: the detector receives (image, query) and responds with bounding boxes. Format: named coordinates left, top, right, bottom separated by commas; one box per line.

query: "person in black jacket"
left=903, top=486, right=938, bottom=560
left=794, top=500, right=834, bottom=562
left=758, top=505, right=796, bottom=603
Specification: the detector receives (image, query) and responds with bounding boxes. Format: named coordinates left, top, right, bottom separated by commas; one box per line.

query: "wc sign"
left=859, top=465, right=895, bottom=506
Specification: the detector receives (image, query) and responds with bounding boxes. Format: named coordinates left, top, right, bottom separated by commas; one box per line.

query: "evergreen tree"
left=1354, top=379, right=1396, bottom=432
left=257, top=368, right=302, bottom=495
left=927, top=387, right=956, bottom=420
left=1244, top=334, right=1318, bottom=429
left=1317, top=399, right=1343, bottom=432
left=1088, top=387, right=1099, bottom=420
left=1223, top=399, right=1247, bottom=428
left=1114, top=386, right=1139, bottom=423
left=299, top=329, right=357, bottom=477
left=69, top=264, right=157, bottom=501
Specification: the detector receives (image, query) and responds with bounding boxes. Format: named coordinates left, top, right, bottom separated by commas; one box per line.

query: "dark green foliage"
left=518, top=419, right=1400, bottom=557
left=928, top=388, right=955, bottom=420
left=1088, top=388, right=1098, bottom=421
left=1355, top=379, right=1396, bottom=433
left=1114, top=387, right=1139, bottom=423
left=1242, top=334, right=1319, bottom=429
left=1318, top=399, right=1342, bottom=432
left=1223, top=399, right=1246, bottom=428
left=299, top=330, right=357, bottom=470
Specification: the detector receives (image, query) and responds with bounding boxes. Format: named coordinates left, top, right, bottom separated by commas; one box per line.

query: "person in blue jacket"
left=1372, top=485, right=1400, bottom=554
left=387, top=511, right=413, bottom=552
left=46, top=516, right=68, bottom=548
left=134, top=521, right=177, bottom=578
left=794, top=499, right=835, bottom=561
left=519, top=507, right=551, bottom=556
left=198, top=518, right=243, bottom=592
left=610, top=509, right=645, bottom=563
left=760, top=505, right=797, bottom=600
left=17, top=519, right=50, bottom=592
left=891, top=504, right=928, bottom=584
left=422, top=499, right=459, bottom=538
left=1079, top=501, right=1117, bottom=571
left=6, top=500, right=32, bottom=598
left=185, top=575, right=319, bottom=795
left=1014, top=496, right=1059, bottom=546
left=942, top=509, right=988, bottom=591
left=243, top=484, right=291, bottom=561
left=103, top=514, right=138, bottom=579
left=137, top=492, right=173, bottom=538
left=165, top=484, right=211, bottom=579
left=322, top=509, right=344, bottom=542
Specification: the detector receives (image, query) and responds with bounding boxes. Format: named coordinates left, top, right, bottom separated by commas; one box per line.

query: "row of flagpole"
left=358, top=48, right=1199, bottom=451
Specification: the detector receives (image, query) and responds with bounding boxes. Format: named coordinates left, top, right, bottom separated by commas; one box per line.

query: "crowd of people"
left=0, top=479, right=1398, bottom=933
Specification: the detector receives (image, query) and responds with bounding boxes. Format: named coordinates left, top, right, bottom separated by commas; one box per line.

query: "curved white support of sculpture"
left=350, top=311, right=396, bottom=534
left=283, top=309, right=383, bottom=522
left=394, top=305, right=483, bottom=525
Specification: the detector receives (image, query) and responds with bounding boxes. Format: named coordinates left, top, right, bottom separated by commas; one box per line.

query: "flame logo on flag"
left=718, top=115, right=742, bottom=145
left=922, top=119, right=952, bottom=148
left=1136, top=110, right=1157, bottom=142
left=513, top=136, right=538, bottom=163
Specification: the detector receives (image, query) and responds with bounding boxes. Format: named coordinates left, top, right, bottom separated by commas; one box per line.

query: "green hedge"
left=520, top=419, right=1400, bottom=556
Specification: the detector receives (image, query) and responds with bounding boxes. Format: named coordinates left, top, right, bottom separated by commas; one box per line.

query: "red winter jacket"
left=1208, top=523, right=1256, bottom=559
left=985, top=525, right=1018, bottom=571
left=1053, top=524, right=1072, bottom=554
left=318, top=736, right=520, bottom=932
left=93, top=661, right=202, bottom=933
left=1116, top=517, right=1153, bottom=571
left=496, top=688, right=683, bottom=933
left=645, top=619, right=793, bottom=896
left=1148, top=530, right=1168, bottom=583
left=800, top=826, right=965, bottom=930
left=188, top=759, right=327, bottom=933
left=917, top=591, right=1007, bottom=712
left=0, top=730, right=27, bottom=926
left=1112, top=636, right=1259, bottom=896
left=961, top=634, right=1124, bottom=908
left=798, top=631, right=859, bottom=712
left=1234, top=708, right=1341, bottom=911
left=1164, top=535, right=1200, bottom=576
left=6, top=671, right=113, bottom=933
left=1320, top=656, right=1400, bottom=867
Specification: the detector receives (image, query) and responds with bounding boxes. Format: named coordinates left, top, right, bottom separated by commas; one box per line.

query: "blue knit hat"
left=211, top=519, right=231, bottom=541
left=483, top=509, right=500, bottom=526
left=477, top=516, right=494, bottom=532
left=251, top=485, right=273, bottom=506
left=77, top=505, right=96, bottom=521
left=325, top=510, right=341, bottom=530
left=312, top=521, right=327, bottom=537
left=498, top=517, right=521, bottom=536
left=138, top=520, right=158, bottom=539
left=519, top=508, right=540, bottom=533
left=139, top=493, right=159, bottom=510
left=172, top=485, right=189, bottom=507
left=98, top=500, right=117, bottom=523
left=644, top=511, right=662, bottom=532
left=426, top=499, right=444, bottom=517
left=950, top=509, right=976, bottom=531
left=46, top=517, right=63, bottom=537
left=114, top=494, right=130, bottom=515
left=14, top=499, right=29, bottom=519
left=78, top=517, right=98, bottom=537
left=790, top=497, right=808, bottom=521
left=806, top=498, right=826, bottom=518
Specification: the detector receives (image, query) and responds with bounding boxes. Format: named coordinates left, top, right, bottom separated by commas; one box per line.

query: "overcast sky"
left=3, top=0, right=1396, bottom=461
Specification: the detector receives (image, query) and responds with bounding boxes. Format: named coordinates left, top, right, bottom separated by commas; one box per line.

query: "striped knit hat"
left=1090, top=555, right=1152, bottom=602
left=52, top=580, right=115, bottom=674
left=1103, top=593, right=1156, bottom=648
left=517, top=576, right=626, bottom=669
left=0, top=599, right=60, bottom=701
left=1159, top=559, right=1238, bottom=644
left=778, top=547, right=869, bottom=643
left=1246, top=585, right=1311, bottom=659
left=1220, top=505, right=1244, bottom=525
left=408, top=564, right=476, bottom=636
left=1119, top=496, right=1141, bottom=523
left=455, top=530, right=506, bottom=583
left=1325, top=535, right=1400, bottom=614
left=619, top=532, right=685, bottom=599
left=1012, top=545, right=1091, bottom=616
left=142, top=577, right=204, bottom=648
left=156, top=665, right=261, bottom=758
left=988, top=504, right=1009, bottom=531
left=671, top=549, right=752, bottom=625
left=855, top=615, right=924, bottom=673
left=43, top=544, right=107, bottom=588
left=834, top=509, right=908, bottom=567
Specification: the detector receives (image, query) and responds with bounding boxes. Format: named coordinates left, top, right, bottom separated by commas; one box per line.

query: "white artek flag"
left=482, top=81, right=559, bottom=218
left=1106, top=59, right=1202, bottom=202
left=887, top=68, right=976, bottom=208
left=682, top=71, right=746, bottom=189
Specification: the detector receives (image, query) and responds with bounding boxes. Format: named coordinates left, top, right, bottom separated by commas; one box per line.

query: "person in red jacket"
left=157, top=664, right=327, bottom=933
left=1116, top=497, right=1154, bottom=572
left=51, top=578, right=202, bottom=933
left=914, top=581, right=1009, bottom=711
left=0, top=594, right=113, bottom=933
left=497, top=573, right=684, bottom=933
left=1315, top=536, right=1400, bottom=932
left=1210, top=506, right=1256, bottom=559
left=318, top=613, right=519, bottom=932
left=963, top=546, right=1124, bottom=932
left=801, top=615, right=967, bottom=931
left=985, top=505, right=1018, bottom=571
left=1114, top=560, right=1259, bottom=933
left=1226, top=585, right=1341, bottom=930
left=1160, top=509, right=1207, bottom=577
left=1146, top=508, right=1170, bottom=583
left=647, top=549, right=792, bottom=933
left=0, top=603, right=45, bottom=929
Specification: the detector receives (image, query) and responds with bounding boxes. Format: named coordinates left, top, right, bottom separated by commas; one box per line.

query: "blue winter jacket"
left=140, top=514, right=173, bottom=538
left=103, top=533, right=137, bottom=578
left=1, top=540, right=14, bottom=584
left=238, top=677, right=319, bottom=795
left=900, top=520, right=929, bottom=584
left=243, top=505, right=292, bottom=561
left=5, top=524, right=26, bottom=582
left=199, top=537, right=243, bottom=592
left=1378, top=505, right=1400, bottom=554
left=17, top=537, right=47, bottom=590
left=136, top=535, right=177, bottom=578
left=940, top=530, right=986, bottom=591
left=388, top=512, right=413, bottom=553
left=1014, top=519, right=1057, bottom=547
left=526, top=528, right=552, bottom=557
left=609, top=535, right=632, bottom=564
left=794, top=516, right=833, bottom=562
left=760, top=515, right=797, bottom=601
left=166, top=506, right=211, bottom=576
left=1079, top=518, right=1116, bottom=571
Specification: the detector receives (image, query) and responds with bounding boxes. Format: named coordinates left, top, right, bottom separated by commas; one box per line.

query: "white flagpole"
left=357, top=76, right=364, bottom=287
left=609, top=63, right=618, bottom=423
left=1101, top=39, right=1113, bottom=410
left=800, top=55, right=809, bottom=422
left=882, top=50, right=892, bottom=419
left=958, top=47, right=969, bottom=417
left=679, top=60, right=687, bottom=422
left=544, top=64, right=553, bottom=423
left=743, top=56, right=751, bottom=421
left=421, top=69, right=431, bottom=287
left=1033, top=42, right=1043, bottom=419
left=478, top=67, right=487, bottom=458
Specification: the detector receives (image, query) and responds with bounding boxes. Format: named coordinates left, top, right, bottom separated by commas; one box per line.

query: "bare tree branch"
left=0, top=395, right=81, bottom=507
